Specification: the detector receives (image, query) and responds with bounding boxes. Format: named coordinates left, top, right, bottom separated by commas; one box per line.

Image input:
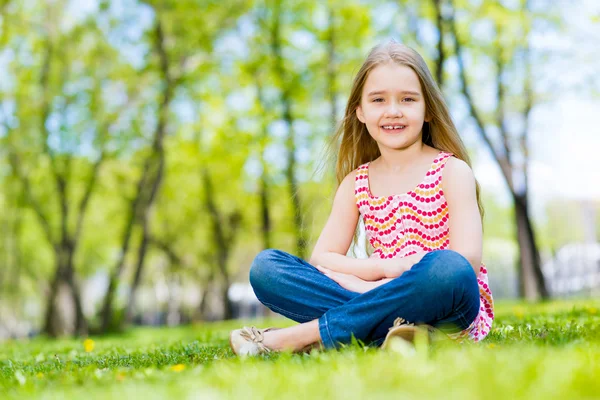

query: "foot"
left=381, top=317, right=445, bottom=350
left=229, top=326, right=324, bottom=356
left=229, top=326, right=278, bottom=356
left=262, top=329, right=324, bottom=353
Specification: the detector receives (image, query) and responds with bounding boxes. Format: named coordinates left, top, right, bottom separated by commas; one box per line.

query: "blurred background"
left=0, top=0, right=598, bottom=339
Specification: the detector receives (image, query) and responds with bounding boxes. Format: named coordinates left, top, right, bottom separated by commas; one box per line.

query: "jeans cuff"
left=318, top=314, right=336, bottom=349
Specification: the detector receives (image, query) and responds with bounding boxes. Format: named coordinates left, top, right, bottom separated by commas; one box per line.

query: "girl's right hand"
left=380, top=251, right=429, bottom=278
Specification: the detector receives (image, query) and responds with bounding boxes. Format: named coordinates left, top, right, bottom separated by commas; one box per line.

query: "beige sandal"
left=229, top=326, right=324, bottom=356
left=229, top=326, right=277, bottom=356
left=381, top=317, right=442, bottom=350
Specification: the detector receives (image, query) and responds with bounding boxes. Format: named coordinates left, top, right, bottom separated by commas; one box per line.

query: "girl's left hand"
left=315, top=265, right=374, bottom=294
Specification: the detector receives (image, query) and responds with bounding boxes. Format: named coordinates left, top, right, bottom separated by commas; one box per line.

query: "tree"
left=445, top=0, right=554, bottom=299
left=1, top=0, right=142, bottom=335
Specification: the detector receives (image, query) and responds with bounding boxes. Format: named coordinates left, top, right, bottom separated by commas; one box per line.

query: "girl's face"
left=356, top=63, right=429, bottom=151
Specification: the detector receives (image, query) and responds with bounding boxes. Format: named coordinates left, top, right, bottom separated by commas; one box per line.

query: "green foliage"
left=0, top=0, right=592, bottom=332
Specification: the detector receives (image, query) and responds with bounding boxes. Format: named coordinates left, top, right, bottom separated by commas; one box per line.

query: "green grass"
left=1, top=298, right=599, bottom=399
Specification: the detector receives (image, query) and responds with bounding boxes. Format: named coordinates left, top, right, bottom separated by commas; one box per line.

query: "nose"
left=384, top=101, right=402, bottom=117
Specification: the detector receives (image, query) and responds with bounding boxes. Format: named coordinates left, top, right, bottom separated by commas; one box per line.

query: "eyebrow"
left=367, top=90, right=422, bottom=96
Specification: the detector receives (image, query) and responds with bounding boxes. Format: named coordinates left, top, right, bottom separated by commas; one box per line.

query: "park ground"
left=1, top=298, right=599, bottom=399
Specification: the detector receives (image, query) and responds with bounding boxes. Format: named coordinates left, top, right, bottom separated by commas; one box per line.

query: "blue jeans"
left=249, top=249, right=481, bottom=349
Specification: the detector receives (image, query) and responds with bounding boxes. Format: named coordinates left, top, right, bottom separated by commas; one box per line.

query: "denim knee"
left=249, top=249, right=281, bottom=293
left=424, top=250, right=478, bottom=291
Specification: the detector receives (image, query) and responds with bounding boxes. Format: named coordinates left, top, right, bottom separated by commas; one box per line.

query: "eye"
left=372, top=98, right=384, bottom=102
left=403, top=98, right=415, bottom=102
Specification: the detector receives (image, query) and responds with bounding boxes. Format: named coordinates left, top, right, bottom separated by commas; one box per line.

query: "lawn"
left=1, top=298, right=599, bottom=399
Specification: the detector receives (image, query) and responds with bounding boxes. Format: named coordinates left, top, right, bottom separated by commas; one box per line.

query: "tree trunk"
left=100, top=17, right=173, bottom=332
left=43, top=262, right=65, bottom=337
left=63, top=244, right=88, bottom=335
left=221, top=275, right=233, bottom=320
left=100, top=170, right=147, bottom=332
left=201, top=169, right=241, bottom=320
left=514, top=194, right=549, bottom=300
left=432, top=0, right=446, bottom=87
left=446, top=0, right=548, bottom=299
left=259, top=172, right=272, bottom=249
left=198, top=274, right=215, bottom=320
left=270, top=0, right=306, bottom=259
left=42, top=244, right=88, bottom=336
left=255, top=85, right=273, bottom=250
left=123, top=17, right=171, bottom=325
left=125, top=159, right=165, bottom=324
left=12, top=192, right=23, bottom=293
left=125, top=221, right=151, bottom=324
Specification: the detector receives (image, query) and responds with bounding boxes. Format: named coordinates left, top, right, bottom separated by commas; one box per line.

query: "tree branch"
left=521, top=0, right=534, bottom=200
left=493, top=43, right=513, bottom=165
left=148, top=236, right=182, bottom=266
left=7, top=152, right=55, bottom=246
left=432, top=0, right=446, bottom=87
left=447, top=0, right=514, bottom=191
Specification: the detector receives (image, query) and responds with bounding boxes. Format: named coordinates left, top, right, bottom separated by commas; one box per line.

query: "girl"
left=229, top=40, right=494, bottom=356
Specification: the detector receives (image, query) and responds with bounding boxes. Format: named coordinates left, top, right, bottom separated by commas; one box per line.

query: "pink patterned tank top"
left=354, top=151, right=494, bottom=342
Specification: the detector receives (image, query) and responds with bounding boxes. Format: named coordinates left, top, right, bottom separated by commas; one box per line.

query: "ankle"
left=263, top=330, right=308, bottom=353
left=262, top=330, right=285, bottom=351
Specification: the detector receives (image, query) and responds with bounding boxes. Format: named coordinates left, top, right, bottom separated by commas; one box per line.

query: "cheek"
left=407, top=106, right=426, bottom=121
left=418, top=104, right=428, bottom=119
left=364, top=108, right=382, bottom=123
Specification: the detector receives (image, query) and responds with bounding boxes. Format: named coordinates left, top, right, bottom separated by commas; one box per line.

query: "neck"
left=377, top=141, right=429, bottom=172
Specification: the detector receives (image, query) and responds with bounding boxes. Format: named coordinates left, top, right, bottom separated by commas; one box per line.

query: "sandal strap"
left=239, top=326, right=276, bottom=353
left=390, top=317, right=414, bottom=330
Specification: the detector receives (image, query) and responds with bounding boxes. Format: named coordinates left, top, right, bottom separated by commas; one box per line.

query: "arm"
left=442, top=157, right=483, bottom=275
left=309, top=170, right=385, bottom=281
left=315, top=264, right=395, bottom=293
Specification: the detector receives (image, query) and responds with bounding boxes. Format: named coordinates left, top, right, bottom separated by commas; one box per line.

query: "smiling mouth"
left=381, top=125, right=406, bottom=132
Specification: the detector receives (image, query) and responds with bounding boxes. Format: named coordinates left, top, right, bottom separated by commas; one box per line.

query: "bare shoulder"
left=442, top=157, right=476, bottom=191
left=333, top=168, right=360, bottom=204
left=340, top=168, right=359, bottom=188
left=444, top=157, right=475, bottom=179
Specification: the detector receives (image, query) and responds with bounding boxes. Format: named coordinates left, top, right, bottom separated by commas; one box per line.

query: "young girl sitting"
left=230, top=40, right=494, bottom=356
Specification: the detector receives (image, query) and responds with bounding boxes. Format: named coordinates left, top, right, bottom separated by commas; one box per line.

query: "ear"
left=356, top=105, right=365, bottom=123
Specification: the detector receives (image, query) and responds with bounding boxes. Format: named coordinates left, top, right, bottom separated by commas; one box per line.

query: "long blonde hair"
left=329, top=40, right=485, bottom=220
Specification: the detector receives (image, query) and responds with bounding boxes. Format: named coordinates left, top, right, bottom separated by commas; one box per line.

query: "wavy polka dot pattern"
left=354, top=151, right=494, bottom=342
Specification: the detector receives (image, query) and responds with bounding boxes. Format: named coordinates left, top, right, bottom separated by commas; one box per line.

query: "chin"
left=378, top=138, right=419, bottom=151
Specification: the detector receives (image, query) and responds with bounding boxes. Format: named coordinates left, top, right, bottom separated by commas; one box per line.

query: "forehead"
left=363, top=63, right=422, bottom=94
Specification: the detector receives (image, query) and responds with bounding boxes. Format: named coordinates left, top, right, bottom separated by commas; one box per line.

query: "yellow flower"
left=36, top=372, right=44, bottom=378
left=170, top=364, right=186, bottom=372
left=83, top=339, right=95, bottom=353
left=588, top=307, right=597, bottom=314
left=116, top=373, right=126, bottom=381
left=487, top=343, right=496, bottom=349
